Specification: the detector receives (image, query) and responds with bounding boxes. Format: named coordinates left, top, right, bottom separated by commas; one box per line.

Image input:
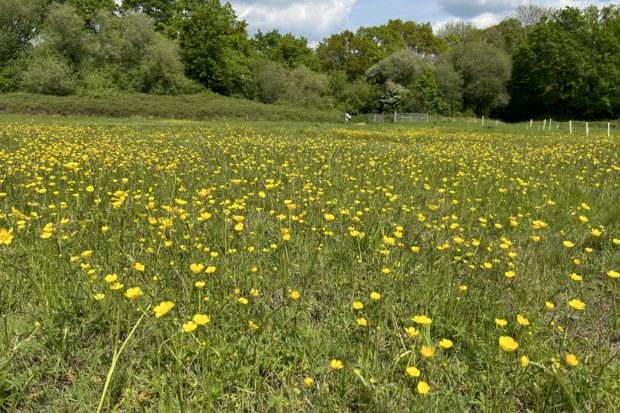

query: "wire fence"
left=359, top=113, right=620, bottom=136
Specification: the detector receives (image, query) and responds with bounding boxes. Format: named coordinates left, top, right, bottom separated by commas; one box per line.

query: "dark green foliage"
left=41, top=3, right=90, bottom=65
left=121, top=0, right=177, bottom=36
left=20, top=53, right=76, bottom=95
left=176, top=0, right=251, bottom=95
left=0, top=0, right=45, bottom=65
left=359, top=19, right=447, bottom=55
left=453, top=41, right=511, bottom=116
left=316, top=30, right=382, bottom=80
left=252, top=30, right=318, bottom=70
left=253, top=60, right=289, bottom=104
left=316, top=21, right=446, bottom=81
left=433, top=62, right=464, bottom=115
left=68, top=0, right=117, bottom=23
left=507, top=5, right=620, bottom=120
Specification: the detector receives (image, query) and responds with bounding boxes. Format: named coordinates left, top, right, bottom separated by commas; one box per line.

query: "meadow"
left=0, top=115, right=619, bottom=412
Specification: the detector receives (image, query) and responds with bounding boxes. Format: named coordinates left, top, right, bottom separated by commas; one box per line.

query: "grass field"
left=1, top=115, right=619, bottom=412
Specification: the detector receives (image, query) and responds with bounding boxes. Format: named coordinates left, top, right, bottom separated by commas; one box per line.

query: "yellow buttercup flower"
left=517, top=314, right=530, bottom=326
left=192, top=313, right=210, bottom=326
left=405, top=366, right=420, bottom=377
left=417, top=381, right=430, bottom=395
left=568, top=299, right=586, bottom=311
left=439, top=338, right=453, bottom=349
left=499, top=336, right=519, bottom=352
left=405, top=327, right=420, bottom=338
left=330, top=359, right=343, bottom=369
left=182, top=321, right=197, bottom=333
left=124, top=287, right=143, bottom=300
left=420, top=345, right=434, bottom=358
left=1, top=228, right=16, bottom=245
left=412, top=315, right=432, bottom=325
left=153, top=301, right=175, bottom=318
left=190, top=263, right=204, bottom=274
left=565, top=354, right=579, bottom=367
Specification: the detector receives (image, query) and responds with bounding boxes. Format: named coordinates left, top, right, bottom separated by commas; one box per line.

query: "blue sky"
left=230, top=0, right=612, bottom=43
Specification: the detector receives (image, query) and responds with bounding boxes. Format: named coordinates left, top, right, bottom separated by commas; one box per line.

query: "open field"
left=0, top=116, right=619, bottom=411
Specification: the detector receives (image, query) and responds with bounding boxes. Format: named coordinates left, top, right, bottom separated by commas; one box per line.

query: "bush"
left=253, top=60, right=288, bottom=104
left=20, top=53, right=75, bottom=95
left=280, top=65, right=333, bottom=109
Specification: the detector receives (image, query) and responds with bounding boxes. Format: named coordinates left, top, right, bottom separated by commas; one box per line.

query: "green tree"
left=483, top=18, right=526, bottom=55
left=436, top=21, right=482, bottom=48
left=359, top=19, right=447, bottom=55
left=40, top=3, right=90, bottom=65
left=176, top=0, right=251, bottom=95
left=454, top=41, right=511, bottom=116
left=366, top=50, right=430, bottom=86
left=432, top=61, right=463, bottom=114
left=0, top=0, right=45, bottom=66
left=121, top=0, right=177, bottom=36
left=252, top=30, right=318, bottom=70
left=508, top=5, right=620, bottom=120
left=315, top=30, right=382, bottom=80
left=87, top=11, right=194, bottom=94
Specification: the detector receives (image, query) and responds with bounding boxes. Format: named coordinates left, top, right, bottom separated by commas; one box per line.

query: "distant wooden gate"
left=394, top=112, right=429, bottom=123
left=368, top=114, right=385, bottom=123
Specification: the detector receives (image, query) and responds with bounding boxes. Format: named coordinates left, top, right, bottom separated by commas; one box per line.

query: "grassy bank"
left=0, top=93, right=341, bottom=122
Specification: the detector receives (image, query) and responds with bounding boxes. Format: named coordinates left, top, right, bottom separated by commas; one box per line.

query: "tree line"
left=1, top=0, right=619, bottom=121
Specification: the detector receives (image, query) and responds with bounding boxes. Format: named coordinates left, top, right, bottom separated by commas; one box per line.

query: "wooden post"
left=586, top=123, right=589, bottom=136
left=608, top=122, right=611, bottom=137
left=549, top=119, right=552, bottom=131
left=394, top=111, right=397, bottom=123
left=529, top=119, right=533, bottom=128
left=543, top=119, right=546, bottom=130
left=482, top=116, right=484, bottom=127
left=569, top=120, right=572, bottom=134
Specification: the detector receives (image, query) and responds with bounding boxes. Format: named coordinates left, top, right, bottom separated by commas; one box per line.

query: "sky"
left=230, top=0, right=614, bottom=43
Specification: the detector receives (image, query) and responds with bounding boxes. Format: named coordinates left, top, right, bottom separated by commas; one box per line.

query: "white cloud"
left=470, top=12, right=501, bottom=27
left=231, top=0, right=357, bottom=42
left=432, top=12, right=499, bottom=32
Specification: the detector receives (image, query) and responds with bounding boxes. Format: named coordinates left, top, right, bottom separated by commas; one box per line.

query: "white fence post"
left=543, top=119, right=546, bottom=130
left=529, top=119, right=533, bottom=128
left=569, top=120, right=572, bottom=134
left=608, top=122, right=611, bottom=137
left=586, top=123, right=589, bottom=136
